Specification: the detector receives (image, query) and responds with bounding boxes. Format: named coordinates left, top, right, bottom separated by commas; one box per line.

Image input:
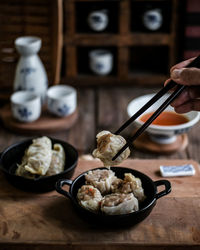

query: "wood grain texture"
left=0, top=0, right=62, bottom=100
left=62, top=0, right=182, bottom=86
left=1, top=85, right=199, bottom=160
left=0, top=159, right=199, bottom=250
left=0, top=105, right=78, bottom=134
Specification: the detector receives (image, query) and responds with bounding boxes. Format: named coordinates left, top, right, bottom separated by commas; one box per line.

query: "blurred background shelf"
left=1, top=0, right=199, bottom=98
left=0, top=0, right=63, bottom=100
left=63, top=0, right=183, bottom=86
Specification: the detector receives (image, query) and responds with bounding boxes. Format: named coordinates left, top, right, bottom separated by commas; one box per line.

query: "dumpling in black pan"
left=77, top=185, right=102, bottom=212
left=101, top=193, right=139, bottom=215
left=85, top=169, right=117, bottom=195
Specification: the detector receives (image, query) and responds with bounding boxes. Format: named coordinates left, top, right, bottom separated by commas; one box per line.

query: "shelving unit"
left=62, top=0, right=183, bottom=86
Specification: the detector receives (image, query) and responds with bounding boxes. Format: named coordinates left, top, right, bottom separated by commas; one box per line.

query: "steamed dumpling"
left=101, top=193, right=138, bottom=215
left=85, top=169, right=117, bottom=195
left=46, top=144, right=65, bottom=176
left=92, top=130, right=130, bottom=166
left=77, top=185, right=102, bottom=212
left=16, top=137, right=66, bottom=178
left=112, top=173, right=146, bottom=202
left=16, top=136, right=52, bottom=176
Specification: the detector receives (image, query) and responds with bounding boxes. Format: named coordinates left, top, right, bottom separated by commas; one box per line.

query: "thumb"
left=170, top=67, right=200, bottom=86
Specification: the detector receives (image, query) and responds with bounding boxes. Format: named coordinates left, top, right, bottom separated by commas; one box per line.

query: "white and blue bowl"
left=127, top=93, right=200, bottom=144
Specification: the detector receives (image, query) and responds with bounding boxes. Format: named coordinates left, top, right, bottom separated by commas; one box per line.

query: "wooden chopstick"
left=112, top=84, right=185, bottom=161
left=112, top=55, right=200, bottom=161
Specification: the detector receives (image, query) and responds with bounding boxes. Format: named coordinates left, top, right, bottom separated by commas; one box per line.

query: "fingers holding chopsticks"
left=164, top=56, right=200, bottom=113
left=171, top=67, right=200, bottom=86
left=170, top=57, right=196, bottom=73
left=171, top=87, right=200, bottom=113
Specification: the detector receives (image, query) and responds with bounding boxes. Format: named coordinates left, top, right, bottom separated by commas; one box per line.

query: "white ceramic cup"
left=11, top=91, right=41, bottom=122
left=127, top=93, right=200, bottom=144
left=89, top=49, right=113, bottom=75
left=87, top=9, right=109, bottom=32
left=143, top=9, right=163, bottom=31
left=47, top=85, right=77, bottom=117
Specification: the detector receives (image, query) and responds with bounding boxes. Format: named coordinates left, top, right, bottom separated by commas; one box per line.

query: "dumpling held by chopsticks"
left=92, top=130, right=130, bottom=166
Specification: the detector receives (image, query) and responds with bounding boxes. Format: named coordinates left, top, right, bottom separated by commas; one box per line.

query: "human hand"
left=164, top=57, right=200, bottom=113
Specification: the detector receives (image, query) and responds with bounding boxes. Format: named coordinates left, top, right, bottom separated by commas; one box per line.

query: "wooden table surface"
left=0, top=86, right=200, bottom=161
left=0, top=158, right=200, bottom=250
left=0, top=86, right=200, bottom=250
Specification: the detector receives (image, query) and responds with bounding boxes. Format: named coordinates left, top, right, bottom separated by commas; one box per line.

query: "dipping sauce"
left=139, top=111, right=189, bottom=126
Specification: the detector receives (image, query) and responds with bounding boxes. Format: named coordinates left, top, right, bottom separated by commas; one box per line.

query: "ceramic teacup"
left=47, top=85, right=77, bottom=117
left=87, top=9, right=109, bottom=32
left=11, top=91, right=41, bottom=122
left=143, top=9, right=163, bottom=31
left=89, top=49, right=113, bottom=75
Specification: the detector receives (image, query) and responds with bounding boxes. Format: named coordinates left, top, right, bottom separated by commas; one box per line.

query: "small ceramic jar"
left=13, top=36, right=48, bottom=104
left=142, top=8, right=163, bottom=31
left=11, top=91, right=41, bottom=122
left=87, top=9, right=109, bottom=32
left=47, top=85, right=77, bottom=117
left=89, top=49, right=113, bottom=75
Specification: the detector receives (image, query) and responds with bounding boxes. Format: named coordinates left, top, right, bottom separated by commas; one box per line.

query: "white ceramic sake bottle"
left=13, top=36, right=48, bottom=103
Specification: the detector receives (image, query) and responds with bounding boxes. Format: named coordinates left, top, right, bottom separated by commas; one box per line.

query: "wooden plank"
left=0, top=5, right=49, bottom=15
left=0, top=15, right=49, bottom=25
left=64, top=1, right=75, bottom=35
left=118, top=47, right=129, bottom=78
left=0, top=159, right=199, bottom=249
left=51, top=0, right=63, bottom=84
left=65, top=46, right=77, bottom=77
left=119, top=0, right=130, bottom=35
left=65, top=34, right=170, bottom=46
left=60, top=74, right=167, bottom=86
left=1, top=25, right=50, bottom=35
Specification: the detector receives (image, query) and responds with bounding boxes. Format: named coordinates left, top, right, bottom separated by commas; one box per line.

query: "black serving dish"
left=0, top=137, right=78, bottom=192
left=55, top=167, right=171, bottom=226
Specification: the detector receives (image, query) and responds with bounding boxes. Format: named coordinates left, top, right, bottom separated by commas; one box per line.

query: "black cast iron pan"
left=55, top=166, right=171, bottom=226
left=0, top=137, right=78, bottom=192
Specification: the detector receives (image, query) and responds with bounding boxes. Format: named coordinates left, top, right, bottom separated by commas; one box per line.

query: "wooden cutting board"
left=0, top=158, right=200, bottom=250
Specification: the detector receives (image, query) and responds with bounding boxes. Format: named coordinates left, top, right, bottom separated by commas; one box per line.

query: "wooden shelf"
left=60, top=73, right=167, bottom=87
left=65, top=33, right=171, bottom=46
left=62, top=0, right=184, bottom=86
left=0, top=0, right=184, bottom=98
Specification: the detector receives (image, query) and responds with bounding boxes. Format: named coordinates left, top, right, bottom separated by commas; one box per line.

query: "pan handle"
left=154, top=180, right=171, bottom=200
left=55, top=179, right=73, bottom=199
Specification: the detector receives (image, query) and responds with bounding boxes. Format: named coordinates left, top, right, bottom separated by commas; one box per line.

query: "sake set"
left=12, top=36, right=77, bottom=123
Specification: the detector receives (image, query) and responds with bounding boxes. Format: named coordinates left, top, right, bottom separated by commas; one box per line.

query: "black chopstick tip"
left=112, top=154, right=118, bottom=161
